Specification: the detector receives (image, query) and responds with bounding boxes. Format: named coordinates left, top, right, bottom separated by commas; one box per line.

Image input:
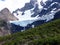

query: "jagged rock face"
left=0, top=27, right=11, bottom=36
left=0, top=8, right=18, bottom=21
left=0, top=0, right=59, bottom=33
left=10, top=0, right=60, bottom=33
left=0, top=19, right=11, bottom=36
left=0, top=8, right=18, bottom=36
left=54, top=11, right=60, bottom=19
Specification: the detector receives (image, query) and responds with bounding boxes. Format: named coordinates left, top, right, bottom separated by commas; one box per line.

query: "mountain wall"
left=0, top=8, right=18, bottom=21
left=0, top=8, right=18, bottom=36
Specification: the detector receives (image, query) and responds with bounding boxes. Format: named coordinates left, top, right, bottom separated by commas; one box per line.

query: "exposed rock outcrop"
left=0, top=8, right=18, bottom=36
left=0, top=8, right=18, bottom=21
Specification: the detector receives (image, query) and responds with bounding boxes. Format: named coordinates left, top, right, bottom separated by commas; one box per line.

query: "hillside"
left=0, top=19, right=60, bottom=45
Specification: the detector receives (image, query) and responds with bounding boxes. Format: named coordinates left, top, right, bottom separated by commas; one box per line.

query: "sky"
left=0, top=0, right=48, bottom=13
left=0, top=0, right=30, bottom=12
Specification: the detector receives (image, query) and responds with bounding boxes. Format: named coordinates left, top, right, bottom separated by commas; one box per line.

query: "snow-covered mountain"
left=0, top=0, right=60, bottom=32
left=9, top=0, right=60, bottom=32
left=11, top=1, right=60, bottom=23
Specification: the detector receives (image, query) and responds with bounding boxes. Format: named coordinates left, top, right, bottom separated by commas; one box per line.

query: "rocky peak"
left=0, top=8, right=18, bottom=21
left=0, top=8, right=18, bottom=36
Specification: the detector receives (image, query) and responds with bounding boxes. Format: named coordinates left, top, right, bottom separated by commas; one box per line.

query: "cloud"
left=0, top=0, right=5, bottom=1
left=0, top=0, right=30, bottom=12
left=0, top=0, right=48, bottom=12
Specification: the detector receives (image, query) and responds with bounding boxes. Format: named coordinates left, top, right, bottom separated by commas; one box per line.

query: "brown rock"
left=0, top=8, right=18, bottom=36
left=0, top=8, right=18, bottom=21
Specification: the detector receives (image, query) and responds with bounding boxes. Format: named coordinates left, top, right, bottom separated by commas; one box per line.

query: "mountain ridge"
left=0, top=8, right=18, bottom=21
left=0, top=8, right=18, bottom=36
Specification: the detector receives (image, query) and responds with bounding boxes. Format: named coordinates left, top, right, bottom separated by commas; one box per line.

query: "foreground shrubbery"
left=0, top=19, right=60, bottom=45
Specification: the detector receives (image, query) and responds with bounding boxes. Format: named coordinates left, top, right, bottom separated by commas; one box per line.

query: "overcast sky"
left=0, top=0, right=48, bottom=13
left=0, top=0, right=30, bottom=12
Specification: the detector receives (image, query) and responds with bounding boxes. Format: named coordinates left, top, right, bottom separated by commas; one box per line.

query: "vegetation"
left=0, top=19, right=60, bottom=45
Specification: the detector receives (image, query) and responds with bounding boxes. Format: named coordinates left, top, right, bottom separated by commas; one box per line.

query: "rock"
left=0, top=8, right=18, bottom=21
left=0, top=8, right=18, bottom=36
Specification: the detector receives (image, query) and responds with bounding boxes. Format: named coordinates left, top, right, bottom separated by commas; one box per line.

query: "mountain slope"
left=0, top=19, right=60, bottom=45
left=11, top=0, right=60, bottom=32
left=0, top=19, right=11, bottom=36
left=0, top=8, right=18, bottom=36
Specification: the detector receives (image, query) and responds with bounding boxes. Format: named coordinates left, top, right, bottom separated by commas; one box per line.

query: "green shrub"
left=0, top=19, right=60, bottom=45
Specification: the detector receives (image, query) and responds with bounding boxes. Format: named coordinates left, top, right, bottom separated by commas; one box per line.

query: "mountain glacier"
left=0, top=0, right=60, bottom=32
left=10, top=0, right=60, bottom=27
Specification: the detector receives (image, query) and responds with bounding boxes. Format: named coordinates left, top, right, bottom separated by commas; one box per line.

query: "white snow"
left=0, top=0, right=60, bottom=27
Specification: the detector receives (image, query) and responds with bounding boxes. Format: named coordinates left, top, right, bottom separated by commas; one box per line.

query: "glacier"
left=0, top=0, right=60, bottom=31
left=10, top=0, right=60, bottom=27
